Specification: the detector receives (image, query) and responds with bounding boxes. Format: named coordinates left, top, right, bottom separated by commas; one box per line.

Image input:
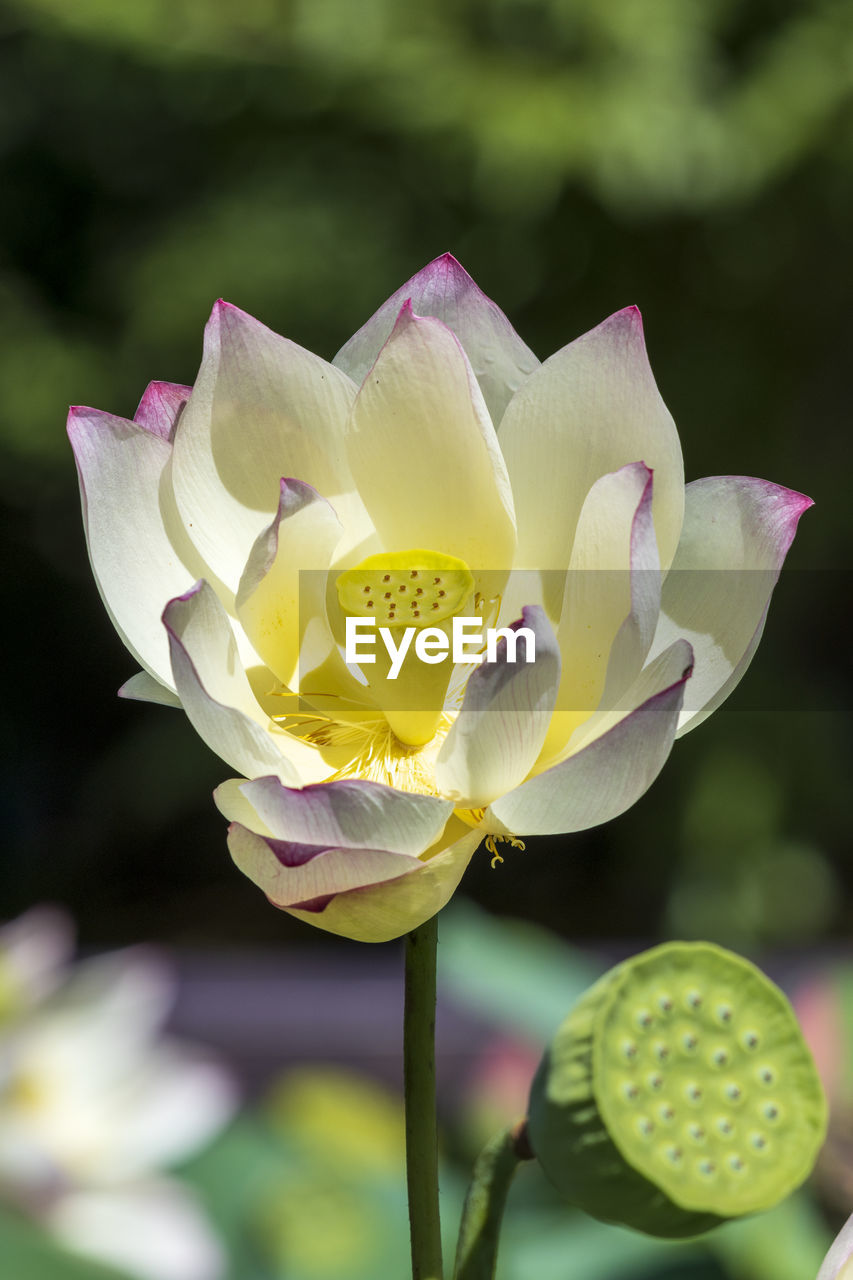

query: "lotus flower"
left=68, top=255, right=810, bottom=943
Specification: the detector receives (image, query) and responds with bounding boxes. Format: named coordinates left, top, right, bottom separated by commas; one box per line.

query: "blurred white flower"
left=0, top=912, right=237, bottom=1280
left=0, top=907, right=74, bottom=1023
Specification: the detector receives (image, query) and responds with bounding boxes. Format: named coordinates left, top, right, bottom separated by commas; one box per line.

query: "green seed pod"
left=527, top=941, right=827, bottom=1238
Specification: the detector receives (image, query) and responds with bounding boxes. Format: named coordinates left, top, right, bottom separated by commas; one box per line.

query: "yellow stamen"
left=485, top=833, right=526, bottom=869
left=296, top=714, right=451, bottom=797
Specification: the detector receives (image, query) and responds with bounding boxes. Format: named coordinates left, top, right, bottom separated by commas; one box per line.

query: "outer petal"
left=134, top=381, right=192, bottom=442
left=333, top=253, right=540, bottom=427
left=118, top=671, right=182, bottom=708
left=164, top=581, right=331, bottom=785
left=285, top=821, right=483, bottom=944
left=435, top=606, right=561, bottom=807
left=218, top=774, right=452, bottom=855
left=171, top=301, right=365, bottom=592
left=228, top=825, right=428, bottom=905
left=498, top=307, right=684, bottom=574
left=818, top=1212, right=853, bottom=1280
left=68, top=407, right=196, bottom=687
left=346, top=303, right=516, bottom=574
left=650, top=477, right=813, bottom=735
left=486, top=639, right=693, bottom=836
left=223, top=774, right=457, bottom=917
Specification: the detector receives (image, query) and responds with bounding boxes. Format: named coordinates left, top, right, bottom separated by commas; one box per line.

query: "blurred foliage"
left=178, top=906, right=835, bottom=1279
left=6, top=0, right=853, bottom=216
left=0, top=903, right=844, bottom=1276
left=0, top=0, right=849, bottom=949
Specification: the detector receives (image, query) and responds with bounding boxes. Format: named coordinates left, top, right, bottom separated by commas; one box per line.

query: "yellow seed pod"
left=336, top=550, right=474, bottom=628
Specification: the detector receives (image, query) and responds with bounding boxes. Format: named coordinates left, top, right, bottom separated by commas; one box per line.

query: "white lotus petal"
left=218, top=774, right=452, bottom=855
left=228, top=825, right=424, bottom=906
left=68, top=407, right=197, bottom=687
left=118, top=671, right=182, bottom=708
left=539, top=462, right=660, bottom=763
left=284, top=821, right=483, bottom=943
left=235, top=478, right=344, bottom=688
left=436, top=606, right=560, bottom=807
left=134, top=381, right=192, bottom=442
left=650, top=476, right=813, bottom=735
left=171, top=301, right=364, bottom=591
left=498, top=307, right=684, bottom=575
left=164, top=582, right=330, bottom=784
left=346, top=304, right=516, bottom=576
left=487, top=639, right=693, bottom=836
left=334, top=252, right=539, bottom=426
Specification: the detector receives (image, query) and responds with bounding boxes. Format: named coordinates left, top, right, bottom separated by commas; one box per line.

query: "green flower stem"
left=453, top=1121, right=533, bottom=1280
left=404, top=913, right=443, bottom=1280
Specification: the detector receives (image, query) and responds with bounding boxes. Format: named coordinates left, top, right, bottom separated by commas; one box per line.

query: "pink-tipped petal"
left=171, top=300, right=363, bottom=593
left=67, top=406, right=197, bottom=687
left=487, top=639, right=693, bottom=836
left=334, top=253, right=539, bottom=426
left=134, top=381, right=192, bottom=442
left=217, top=774, right=452, bottom=856
left=435, top=605, right=561, bottom=808
left=651, top=476, right=813, bottom=735
left=346, top=303, right=516, bottom=577
left=498, top=307, right=684, bottom=576
left=227, top=824, right=425, bottom=906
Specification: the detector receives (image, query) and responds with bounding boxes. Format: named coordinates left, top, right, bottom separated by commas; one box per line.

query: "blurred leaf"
left=266, top=1065, right=405, bottom=1177
left=497, top=1204, right=703, bottom=1280
left=438, top=901, right=603, bottom=1042
left=707, top=1193, right=831, bottom=1280
left=667, top=749, right=837, bottom=946
left=8, top=0, right=853, bottom=212
left=178, top=1116, right=288, bottom=1280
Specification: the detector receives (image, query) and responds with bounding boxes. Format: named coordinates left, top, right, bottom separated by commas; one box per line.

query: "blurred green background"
left=0, top=0, right=850, bottom=956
